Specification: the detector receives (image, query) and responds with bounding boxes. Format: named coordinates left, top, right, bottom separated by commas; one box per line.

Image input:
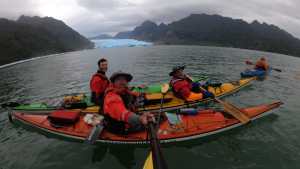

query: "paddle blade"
left=216, top=98, right=250, bottom=124
left=272, top=68, right=282, bottom=72
left=143, top=152, right=154, bottom=169
left=85, top=124, right=104, bottom=144
left=1, top=102, right=20, bottom=108
left=161, top=83, right=169, bottom=94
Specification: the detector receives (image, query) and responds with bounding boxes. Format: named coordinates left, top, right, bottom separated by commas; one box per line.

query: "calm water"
left=1, top=45, right=300, bottom=169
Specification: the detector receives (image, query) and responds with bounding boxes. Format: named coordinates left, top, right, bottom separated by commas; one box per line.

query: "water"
left=1, top=45, right=300, bottom=169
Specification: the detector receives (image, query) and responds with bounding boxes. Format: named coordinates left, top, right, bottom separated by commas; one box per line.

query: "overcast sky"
left=1, top=0, right=300, bottom=38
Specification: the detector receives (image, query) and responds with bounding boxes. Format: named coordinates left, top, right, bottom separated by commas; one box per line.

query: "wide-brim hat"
left=110, top=71, right=133, bottom=82
left=169, top=65, right=185, bottom=76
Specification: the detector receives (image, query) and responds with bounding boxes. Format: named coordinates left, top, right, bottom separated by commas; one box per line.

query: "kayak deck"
left=11, top=101, right=282, bottom=144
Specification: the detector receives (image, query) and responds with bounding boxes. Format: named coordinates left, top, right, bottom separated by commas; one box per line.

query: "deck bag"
left=63, top=94, right=88, bottom=109
left=48, top=110, right=80, bottom=126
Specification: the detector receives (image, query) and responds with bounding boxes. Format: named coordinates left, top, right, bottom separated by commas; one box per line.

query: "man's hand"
left=139, top=112, right=155, bottom=125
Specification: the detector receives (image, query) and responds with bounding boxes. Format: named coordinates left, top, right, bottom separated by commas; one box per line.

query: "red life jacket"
left=90, top=71, right=109, bottom=105
left=255, top=60, right=269, bottom=70
left=103, top=85, right=137, bottom=134
left=170, top=77, right=192, bottom=99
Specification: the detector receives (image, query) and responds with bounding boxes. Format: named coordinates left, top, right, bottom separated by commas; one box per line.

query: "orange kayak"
left=10, top=101, right=282, bottom=144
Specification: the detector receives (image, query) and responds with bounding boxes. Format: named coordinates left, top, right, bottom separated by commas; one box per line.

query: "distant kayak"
left=9, top=101, right=283, bottom=144
left=241, top=68, right=270, bottom=78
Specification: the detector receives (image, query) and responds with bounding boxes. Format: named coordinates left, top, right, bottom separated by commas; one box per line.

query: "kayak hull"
left=241, top=69, right=270, bottom=78
left=10, top=101, right=282, bottom=145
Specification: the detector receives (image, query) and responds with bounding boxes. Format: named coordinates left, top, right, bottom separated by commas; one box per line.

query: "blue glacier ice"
left=92, top=39, right=152, bottom=48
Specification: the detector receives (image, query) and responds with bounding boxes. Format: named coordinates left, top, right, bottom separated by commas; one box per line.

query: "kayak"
left=137, top=78, right=255, bottom=113
left=3, top=77, right=207, bottom=111
left=7, top=77, right=255, bottom=113
left=9, top=101, right=282, bottom=144
left=241, top=68, right=270, bottom=78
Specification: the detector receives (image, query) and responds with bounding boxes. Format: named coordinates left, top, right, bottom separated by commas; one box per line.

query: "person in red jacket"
left=90, top=58, right=110, bottom=105
left=255, top=57, right=269, bottom=71
left=169, top=65, right=213, bottom=101
left=103, top=71, right=154, bottom=134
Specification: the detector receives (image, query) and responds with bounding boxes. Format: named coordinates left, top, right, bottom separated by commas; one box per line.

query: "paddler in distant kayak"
left=169, top=65, right=213, bottom=101
left=90, top=58, right=110, bottom=106
left=103, top=71, right=154, bottom=134
left=246, top=57, right=269, bottom=71
left=254, top=57, right=269, bottom=71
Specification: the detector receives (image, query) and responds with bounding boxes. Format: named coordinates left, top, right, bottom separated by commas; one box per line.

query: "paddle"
left=85, top=123, right=104, bottom=144
left=156, top=84, right=169, bottom=128
left=200, top=86, right=250, bottom=124
left=143, top=122, right=168, bottom=169
left=85, top=115, right=104, bottom=145
left=143, top=83, right=169, bottom=169
left=186, top=74, right=249, bottom=123
left=245, top=60, right=282, bottom=72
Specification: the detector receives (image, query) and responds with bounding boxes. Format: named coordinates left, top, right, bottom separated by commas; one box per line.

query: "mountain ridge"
left=115, top=13, right=300, bottom=57
left=0, top=15, right=94, bottom=65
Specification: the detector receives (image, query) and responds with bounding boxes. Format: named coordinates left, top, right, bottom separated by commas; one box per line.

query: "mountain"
left=114, top=31, right=133, bottom=39
left=89, top=34, right=113, bottom=40
left=0, top=15, right=94, bottom=65
left=115, top=14, right=300, bottom=57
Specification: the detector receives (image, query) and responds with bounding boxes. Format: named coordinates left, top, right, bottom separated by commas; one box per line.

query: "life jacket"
left=90, top=71, right=109, bottom=106
left=103, top=85, right=137, bottom=134
left=255, top=60, right=269, bottom=71
left=170, top=77, right=192, bottom=99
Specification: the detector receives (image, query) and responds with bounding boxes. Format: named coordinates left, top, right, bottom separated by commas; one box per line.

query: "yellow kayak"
left=82, top=77, right=255, bottom=113
left=6, top=77, right=254, bottom=114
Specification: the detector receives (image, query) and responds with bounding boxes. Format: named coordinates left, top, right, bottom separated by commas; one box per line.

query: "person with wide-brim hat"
left=169, top=65, right=213, bottom=101
left=110, top=71, right=133, bottom=83
left=169, top=65, right=186, bottom=76
left=103, top=71, right=154, bottom=134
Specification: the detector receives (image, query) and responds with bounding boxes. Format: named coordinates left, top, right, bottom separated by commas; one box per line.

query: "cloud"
left=1, top=0, right=300, bottom=38
left=76, top=0, right=127, bottom=11
left=0, top=0, right=41, bottom=19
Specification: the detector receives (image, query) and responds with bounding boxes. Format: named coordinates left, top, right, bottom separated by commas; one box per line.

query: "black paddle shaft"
left=148, top=123, right=168, bottom=169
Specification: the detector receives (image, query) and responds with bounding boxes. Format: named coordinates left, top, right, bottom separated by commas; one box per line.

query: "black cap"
left=110, top=71, right=133, bottom=82
left=169, top=65, right=185, bottom=76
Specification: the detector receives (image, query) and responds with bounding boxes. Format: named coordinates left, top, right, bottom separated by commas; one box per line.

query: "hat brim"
left=169, top=66, right=185, bottom=76
left=110, top=73, right=133, bottom=82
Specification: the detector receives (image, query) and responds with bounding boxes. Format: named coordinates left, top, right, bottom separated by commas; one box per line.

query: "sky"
left=1, top=0, right=300, bottom=38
